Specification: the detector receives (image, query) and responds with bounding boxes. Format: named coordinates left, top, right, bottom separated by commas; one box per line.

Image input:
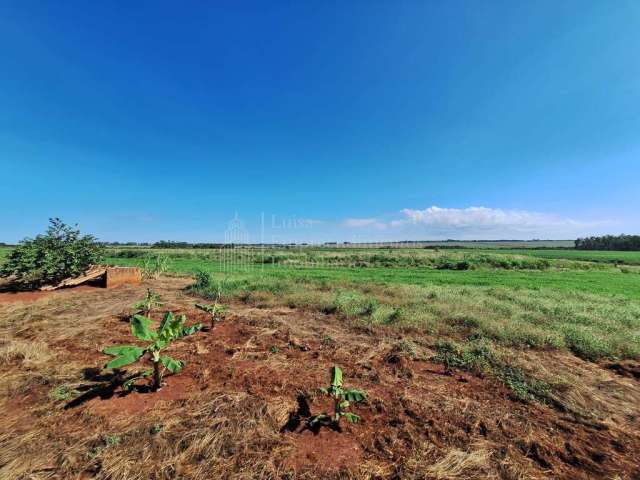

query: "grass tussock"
left=399, top=442, right=495, bottom=480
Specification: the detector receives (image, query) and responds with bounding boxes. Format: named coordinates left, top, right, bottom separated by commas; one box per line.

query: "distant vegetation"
left=575, top=234, right=640, bottom=251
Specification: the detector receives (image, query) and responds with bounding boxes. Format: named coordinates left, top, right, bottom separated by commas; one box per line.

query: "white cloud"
left=342, top=218, right=387, bottom=229
left=341, top=206, right=609, bottom=239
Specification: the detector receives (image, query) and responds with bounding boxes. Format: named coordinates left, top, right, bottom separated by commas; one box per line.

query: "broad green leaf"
left=161, top=355, right=183, bottom=373
left=158, top=313, right=185, bottom=341
left=179, top=323, right=202, bottom=338
left=343, top=389, right=367, bottom=403
left=195, top=303, right=213, bottom=313
left=106, top=351, right=143, bottom=369
left=152, top=338, right=169, bottom=351
left=103, top=345, right=145, bottom=357
left=342, top=412, right=361, bottom=423
left=158, top=311, right=174, bottom=335
left=131, top=314, right=157, bottom=341
left=331, top=366, right=343, bottom=388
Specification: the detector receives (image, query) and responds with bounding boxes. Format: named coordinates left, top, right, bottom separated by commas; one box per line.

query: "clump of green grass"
left=48, top=384, right=80, bottom=401
left=431, top=339, right=554, bottom=404
left=331, top=291, right=378, bottom=319
left=393, top=339, right=418, bottom=358
left=495, top=365, right=553, bottom=403
left=432, top=339, right=495, bottom=375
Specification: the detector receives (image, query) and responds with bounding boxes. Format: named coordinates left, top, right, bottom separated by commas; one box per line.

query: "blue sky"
left=1, top=1, right=639, bottom=243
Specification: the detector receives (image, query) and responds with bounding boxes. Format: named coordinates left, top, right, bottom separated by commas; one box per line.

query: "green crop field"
left=483, top=248, right=640, bottom=265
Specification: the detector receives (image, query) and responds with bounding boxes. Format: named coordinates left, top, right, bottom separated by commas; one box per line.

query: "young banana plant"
left=309, top=366, right=367, bottom=429
left=133, top=289, right=162, bottom=318
left=195, top=303, right=227, bottom=330
left=195, top=277, right=228, bottom=330
left=103, top=312, right=202, bottom=391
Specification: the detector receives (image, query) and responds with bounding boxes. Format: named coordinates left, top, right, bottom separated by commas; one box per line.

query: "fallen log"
left=40, top=265, right=107, bottom=291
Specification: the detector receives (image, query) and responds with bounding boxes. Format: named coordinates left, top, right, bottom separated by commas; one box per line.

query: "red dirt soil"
left=0, top=285, right=105, bottom=303
left=3, top=279, right=640, bottom=479
left=77, top=308, right=640, bottom=478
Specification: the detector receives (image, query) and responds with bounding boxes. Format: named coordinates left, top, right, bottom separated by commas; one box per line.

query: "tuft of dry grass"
left=0, top=339, right=52, bottom=367
left=399, top=442, right=496, bottom=480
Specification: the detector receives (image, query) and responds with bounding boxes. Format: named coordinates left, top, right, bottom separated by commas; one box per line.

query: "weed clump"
left=431, top=339, right=554, bottom=404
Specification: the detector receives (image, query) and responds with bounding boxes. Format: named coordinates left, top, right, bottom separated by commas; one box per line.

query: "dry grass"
left=87, top=393, right=289, bottom=480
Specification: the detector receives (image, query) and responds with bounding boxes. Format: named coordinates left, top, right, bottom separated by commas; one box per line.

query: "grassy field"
left=102, top=246, right=640, bottom=361
left=105, top=247, right=640, bottom=298
left=484, top=248, right=640, bottom=265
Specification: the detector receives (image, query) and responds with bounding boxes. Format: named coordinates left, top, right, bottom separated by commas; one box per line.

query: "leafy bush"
left=195, top=300, right=228, bottom=330
left=193, top=269, right=212, bottom=290
left=0, top=218, right=104, bottom=288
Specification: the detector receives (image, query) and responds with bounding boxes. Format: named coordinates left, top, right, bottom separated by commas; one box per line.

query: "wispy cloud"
left=393, top=206, right=595, bottom=230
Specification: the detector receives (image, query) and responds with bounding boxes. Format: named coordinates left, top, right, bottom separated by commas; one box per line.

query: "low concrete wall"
left=106, top=267, right=142, bottom=288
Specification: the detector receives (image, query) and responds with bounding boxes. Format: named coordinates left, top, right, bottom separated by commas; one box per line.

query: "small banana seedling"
left=103, top=312, right=202, bottom=391
left=133, top=289, right=162, bottom=318
left=195, top=303, right=228, bottom=330
left=309, top=366, right=367, bottom=430
left=195, top=277, right=228, bottom=330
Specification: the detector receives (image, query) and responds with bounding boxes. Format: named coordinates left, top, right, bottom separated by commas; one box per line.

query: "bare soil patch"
left=1, top=277, right=639, bottom=479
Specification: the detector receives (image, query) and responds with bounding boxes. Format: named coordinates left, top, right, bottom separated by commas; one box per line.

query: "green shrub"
left=193, top=269, right=212, bottom=289
left=0, top=218, right=104, bottom=288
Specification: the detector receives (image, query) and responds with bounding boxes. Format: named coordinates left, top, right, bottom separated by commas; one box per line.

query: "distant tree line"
left=102, top=241, right=151, bottom=246
left=152, top=240, right=227, bottom=249
left=575, top=235, right=640, bottom=251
